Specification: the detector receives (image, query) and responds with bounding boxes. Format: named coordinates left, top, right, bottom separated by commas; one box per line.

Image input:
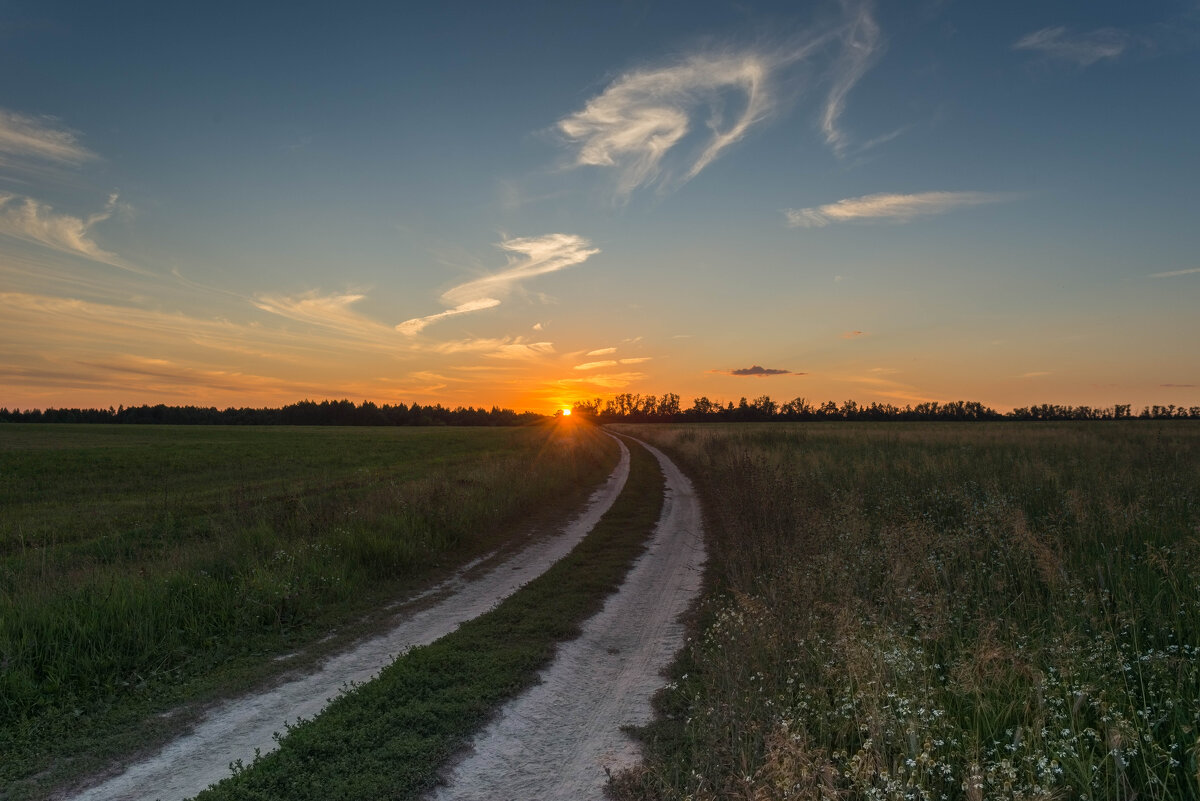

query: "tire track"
left=63, top=439, right=631, bottom=801
left=428, top=435, right=705, bottom=801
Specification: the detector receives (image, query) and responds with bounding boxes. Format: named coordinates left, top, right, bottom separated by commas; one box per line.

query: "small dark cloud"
left=714, top=365, right=798, bottom=377
left=841, top=330, right=867, bottom=339
left=1161, top=383, right=1197, bottom=388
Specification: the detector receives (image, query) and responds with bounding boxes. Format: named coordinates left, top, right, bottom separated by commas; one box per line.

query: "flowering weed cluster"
left=612, top=422, right=1200, bottom=801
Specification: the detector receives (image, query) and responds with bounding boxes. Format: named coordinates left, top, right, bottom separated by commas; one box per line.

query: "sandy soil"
left=427, top=436, right=706, bottom=801
left=62, top=438, right=631, bottom=801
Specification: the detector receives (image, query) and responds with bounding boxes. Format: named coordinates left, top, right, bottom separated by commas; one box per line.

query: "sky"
left=2, top=0, right=1198, bottom=414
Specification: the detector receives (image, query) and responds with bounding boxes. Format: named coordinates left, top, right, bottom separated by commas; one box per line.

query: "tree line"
left=569, top=394, right=1200, bottom=422
left=0, top=399, right=541, bottom=426
left=3, top=395, right=1196, bottom=427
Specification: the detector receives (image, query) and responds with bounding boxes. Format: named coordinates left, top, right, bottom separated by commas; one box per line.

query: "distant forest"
left=0, top=399, right=540, bottom=426
left=569, top=393, right=1200, bottom=422
left=2, top=394, right=1197, bottom=426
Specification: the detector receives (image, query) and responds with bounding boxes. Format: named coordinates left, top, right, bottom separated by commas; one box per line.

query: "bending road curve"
left=429, top=436, right=706, bottom=801
left=65, top=439, right=631, bottom=801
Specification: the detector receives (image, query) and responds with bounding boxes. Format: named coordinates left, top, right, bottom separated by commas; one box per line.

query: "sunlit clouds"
left=557, top=54, right=770, bottom=196
left=714, top=365, right=796, bottom=377
left=821, top=0, right=881, bottom=155
left=394, top=299, right=502, bottom=336
left=0, top=193, right=139, bottom=273
left=573, top=356, right=649, bottom=371
left=1014, top=26, right=1129, bottom=66
left=1149, top=267, right=1200, bottom=278
left=398, top=234, right=598, bottom=335
left=785, top=191, right=1011, bottom=227
left=0, top=108, right=95, bottom=169
left=3, top=3, right=1197, bottom=414
left=557, top=0, right=881, bottom=196
left=556, top=371, right=647, bottom=390
left=252, top=290, right=402, bottom=344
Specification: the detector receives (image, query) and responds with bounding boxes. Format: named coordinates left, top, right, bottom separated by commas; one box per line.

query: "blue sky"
left=2, top=0, right=1198, bottom=411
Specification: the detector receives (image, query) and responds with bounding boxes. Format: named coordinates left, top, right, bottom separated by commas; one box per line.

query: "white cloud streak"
left=556, top=1, right=880, bottom=194
left=574, top=360, right=618, bottom=371
left=431, top=337, right=556, bottom=362
left=253, top=290, right=382, bottom=336
left=0, top=108, right=95, bottom=168
left=821, top=0, right=882, bottom=155
left=398, top=233, right=598, bottom=335
left=558, top=371, right=647, bottom=389
left=786, top=191, right=1011, bottom=227
left=394, top=298, right=502, bottom=335
left=0, top=192, right=140, bottom=272
left=1013, top=26, right=1128, bottom=66
left=557, top=54, right=771, bottom=196
left=1149, top=267, right=1200, bottom=278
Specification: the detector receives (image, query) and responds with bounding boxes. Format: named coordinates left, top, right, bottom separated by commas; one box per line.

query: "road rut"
left=428, top=436, right=705, bottom=801
left=64, top=439, right=632, bottom=801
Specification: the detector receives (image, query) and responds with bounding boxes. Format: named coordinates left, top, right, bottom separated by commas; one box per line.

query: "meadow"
left=612, top=422, right=1200, bottom=801
left=0, top=422, right=618, bottom=797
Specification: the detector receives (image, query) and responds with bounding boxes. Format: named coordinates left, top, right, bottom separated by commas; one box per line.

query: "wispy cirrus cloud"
left=0, top=192, right=140, bottom=272
left=714, top=364, right=797, bottom=377
left=587, top=347, right=616, bottom=356
left=394, top=298, right=501, bottom=335
left=0, top=108, right=96, bottom=170
left=556, top=1, right=881, bottom=196
left=574, top=355, right=651, bottom=370
left=557, top=371, right=647, bottom=389
left=558, top=53, right=774, bottom=196
left=1014, top=26, right=1129, bottom=66
left=1149, top=267, right=1200, bottom=278
left=785, top=191, right=1012, bottom=227
left=821, top=0, right=882, bottom=155
left=430, top=337, right=557, bottom=362
left=398, top=233, right=598, bottom=335
left=253, top=290, right=387, bottom=338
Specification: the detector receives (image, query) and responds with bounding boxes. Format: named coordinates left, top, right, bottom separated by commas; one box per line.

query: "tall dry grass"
left=613, top=422, right=1200, bottom=801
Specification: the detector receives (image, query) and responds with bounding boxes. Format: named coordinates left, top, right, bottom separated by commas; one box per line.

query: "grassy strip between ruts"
left=3, top=423, right=618, bottom=799
left=193, top=433, right=664, bottom=801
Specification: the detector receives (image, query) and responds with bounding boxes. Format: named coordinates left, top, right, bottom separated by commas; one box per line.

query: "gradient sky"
left=2, top=1, right=1198, bottom=413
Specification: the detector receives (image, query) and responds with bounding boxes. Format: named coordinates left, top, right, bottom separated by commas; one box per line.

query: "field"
left=5, top=421, right=1198, bottom=801
left=611, top=422, right=1200, bottom=801
left=0, top=422, right=619, bottom=797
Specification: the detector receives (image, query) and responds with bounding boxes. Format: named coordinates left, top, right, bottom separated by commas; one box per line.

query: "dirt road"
left=428, top=436, right=705, bottom=800
left=64, top=439, right=632, bottom=801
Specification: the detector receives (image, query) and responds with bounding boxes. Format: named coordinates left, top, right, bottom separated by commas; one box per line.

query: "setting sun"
left=562, top=408, right=571, bottom=416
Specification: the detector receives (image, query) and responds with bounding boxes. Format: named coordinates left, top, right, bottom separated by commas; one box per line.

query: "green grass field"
left=612, top=422, right=1200, bottom=801
left=7, top=420, right=1197, bottom=801
left=0, top=422, right=619, bottom=798
left=195, top=435, right=665, bottom=800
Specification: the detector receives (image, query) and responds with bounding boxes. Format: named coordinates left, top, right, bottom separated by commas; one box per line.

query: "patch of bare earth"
left=428, top=437, right=705, bottom=801
left=60, top=440, right=632, bottom=801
